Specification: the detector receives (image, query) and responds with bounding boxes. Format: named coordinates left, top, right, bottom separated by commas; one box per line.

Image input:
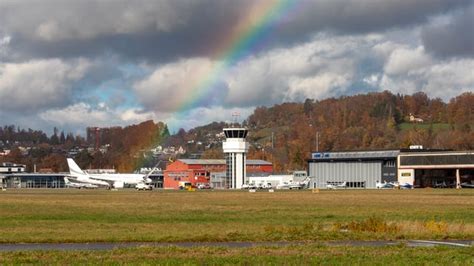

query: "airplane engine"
left=113, top=181, right=124, bottom=189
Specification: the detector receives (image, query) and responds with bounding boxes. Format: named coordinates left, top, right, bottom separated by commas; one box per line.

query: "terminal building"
left=308, top=149, right=474, bottom=189
left=1, top=163, right=68, bottom=188
left=2, top=173, right=67, bottom=188
left=164, top=159, right=273, bottom=189
left=0, top=162, right=25, bottom=174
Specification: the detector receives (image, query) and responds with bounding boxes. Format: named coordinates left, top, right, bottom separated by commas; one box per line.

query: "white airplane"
left=66, top=158, right=153, bottom=189
left=326, top=181, right=347, bottom=189
left=64, top=177, right=99, bottom=189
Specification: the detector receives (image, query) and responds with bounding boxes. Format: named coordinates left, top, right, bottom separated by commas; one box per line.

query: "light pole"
left=316, top=131, right=320, bottom=152
left=271, top=132, right=274, bottom=174
left=309, top=123, right=320, bottom=152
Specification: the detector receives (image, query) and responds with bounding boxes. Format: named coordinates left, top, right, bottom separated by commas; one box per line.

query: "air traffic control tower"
left=222, top=128, right=249, bottom=189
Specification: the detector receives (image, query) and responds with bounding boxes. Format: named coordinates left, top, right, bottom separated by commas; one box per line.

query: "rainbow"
left=171, top=0, right=300, bottom=128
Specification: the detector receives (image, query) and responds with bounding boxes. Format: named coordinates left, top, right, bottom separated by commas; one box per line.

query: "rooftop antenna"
left=231, top=112, right=240, bottom=127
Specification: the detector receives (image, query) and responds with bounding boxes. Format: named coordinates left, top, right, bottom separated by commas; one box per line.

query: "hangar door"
left=309, top=161, right=381, bottom=189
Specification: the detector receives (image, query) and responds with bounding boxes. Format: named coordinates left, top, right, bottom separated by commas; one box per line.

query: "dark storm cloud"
left=12, top=31, right=226, bottom=63
left=0, top=0, right=249, bottom=62
left=421, top=5, right=474, bottom=58
left=0, top=0, right=472, bottom=62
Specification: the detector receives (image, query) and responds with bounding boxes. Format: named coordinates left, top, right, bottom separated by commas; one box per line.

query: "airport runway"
left=0, top=240, right=472, bottom=251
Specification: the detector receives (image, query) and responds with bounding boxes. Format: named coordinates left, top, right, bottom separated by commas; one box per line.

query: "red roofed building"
left=164, top=159, right=273, bottom=189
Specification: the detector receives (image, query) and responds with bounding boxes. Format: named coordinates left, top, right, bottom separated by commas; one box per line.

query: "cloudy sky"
left=0, top=0, right=473, bottom=135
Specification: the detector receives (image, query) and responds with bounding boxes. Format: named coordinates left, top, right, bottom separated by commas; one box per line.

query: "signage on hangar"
left=312, top=153, right=330, bottom=159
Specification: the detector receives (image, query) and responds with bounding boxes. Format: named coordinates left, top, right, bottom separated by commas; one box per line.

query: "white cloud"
left=419, top=59, right=474, bottom=99
left=40, top=103, right=111, bottom=126
left=373, top=41, right=404, bottom=59
left=0, top=35, right=10, bottom=46
left=384, top=46, right=432, bottom=75
left=133, top=57, right=216, bottom=112
left=379, top=45, right=474, bottom=99
left=0, top=58, right=91, bottom=112
left=0, top=35, right=11, bottom=47
left=363, top=74, right=380, bottom=87
left=164, top=106, right=255, bottom=132
left=224, top=35, right=363, bottom=105
left=120, top=109, right=158, bottom=122
left=286, top=71, right=352, bottom=101
left=0, top=35, right=11, bottom=57
left=39, top=102, right=160, bottom=129
left=35, top=21, right=61, bottom=41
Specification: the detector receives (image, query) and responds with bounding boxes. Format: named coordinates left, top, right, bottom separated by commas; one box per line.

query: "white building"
left=222, top=128, right=249, bottom=189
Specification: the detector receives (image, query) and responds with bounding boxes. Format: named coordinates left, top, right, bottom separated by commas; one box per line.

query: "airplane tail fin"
left=143, top=160, right=162, bottom=183
left=67, top=158, right=86, bottom=176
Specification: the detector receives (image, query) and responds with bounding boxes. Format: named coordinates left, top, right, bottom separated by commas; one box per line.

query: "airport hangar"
left=308, top=149, right=474, bottom=189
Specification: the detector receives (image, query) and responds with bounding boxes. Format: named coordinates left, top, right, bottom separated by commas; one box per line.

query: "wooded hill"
left=181, top=91, right=473, bottom=172
left=244, top=91, right=473, bottom=171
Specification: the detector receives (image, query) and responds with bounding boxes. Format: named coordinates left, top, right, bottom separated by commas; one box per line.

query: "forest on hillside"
left=1, top=91, right=472, bottom=173
left=242, top=91, right=473, bottom=171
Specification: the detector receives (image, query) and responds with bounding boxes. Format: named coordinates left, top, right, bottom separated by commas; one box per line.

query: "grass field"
left=0, top=189, right=473, bottom=243
left=1, top=245, right=473, bottom=265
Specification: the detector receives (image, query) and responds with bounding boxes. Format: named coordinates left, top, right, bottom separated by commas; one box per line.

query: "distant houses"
left=409, top=113, right=424, bottom=123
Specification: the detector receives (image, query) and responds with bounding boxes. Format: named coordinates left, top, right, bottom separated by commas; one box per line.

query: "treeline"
left=76, top=120, right=169, bottom=172
left=0, top=126, right=85, bottom=146
left=244, top=91, right=473, bottom=171
left=0, top=121, right=168, bottom=173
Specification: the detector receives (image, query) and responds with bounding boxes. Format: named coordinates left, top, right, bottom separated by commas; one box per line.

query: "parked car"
left=197, top=183, right=211, bottom=189
left=242, top=183, right=257, bottom=189
left=256, top=182, right=273, bottom=189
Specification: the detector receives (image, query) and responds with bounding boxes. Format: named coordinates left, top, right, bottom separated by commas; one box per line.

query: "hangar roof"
left=311, top=150, right=400, bottom=160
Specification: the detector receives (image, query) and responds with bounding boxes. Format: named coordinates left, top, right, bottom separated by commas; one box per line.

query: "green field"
left=0, top=189, right=473, bottom=243
left=399, top=122, right=451, bottom=132
left=0, top=189, right=473, bottom=264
